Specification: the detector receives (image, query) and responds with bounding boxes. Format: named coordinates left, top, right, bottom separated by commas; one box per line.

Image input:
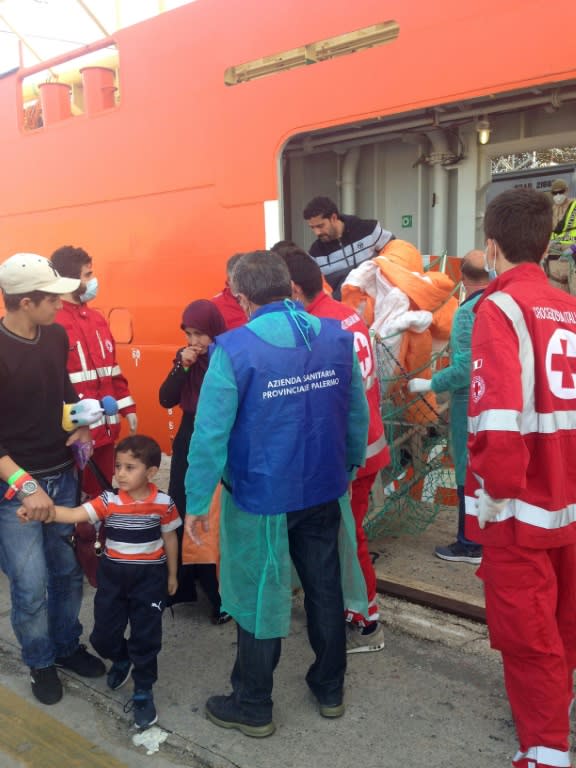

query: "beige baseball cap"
left=0, top=253, right=80, bottom=295
left=551, top=179, right=568, bottom=193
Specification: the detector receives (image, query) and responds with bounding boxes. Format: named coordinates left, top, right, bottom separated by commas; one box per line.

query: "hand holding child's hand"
left=17, top=488, right=56, bottom=522
left=16, top=506, right=30, bottom=523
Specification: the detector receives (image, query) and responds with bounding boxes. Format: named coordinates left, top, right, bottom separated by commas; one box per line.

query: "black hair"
left=270, top=240, right=301, bottom=258
left=302, top=196, right=339, bottom=221
left=484, top=189, right=552, bottom=264
left=50, top=245, right=92, bottom=279
left=115, top=435, right=161, bottom=469
left=2, top=290, right=54, bottom=311
left=279, top=248, right=323, bottom=301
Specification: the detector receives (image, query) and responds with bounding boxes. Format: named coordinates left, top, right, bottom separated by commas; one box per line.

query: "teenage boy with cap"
left=0, top=253, right=105, bottom=706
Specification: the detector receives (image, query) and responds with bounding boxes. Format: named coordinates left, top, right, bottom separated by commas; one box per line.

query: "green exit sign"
left=401, top=214, right=413, bottom=228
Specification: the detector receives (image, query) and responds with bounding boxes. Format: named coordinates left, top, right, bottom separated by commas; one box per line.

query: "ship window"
left=108, top=308, right=133, bottom=344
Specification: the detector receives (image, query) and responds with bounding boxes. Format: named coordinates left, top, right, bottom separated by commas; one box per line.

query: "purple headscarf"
left=179, top=300, right=226, bottom=414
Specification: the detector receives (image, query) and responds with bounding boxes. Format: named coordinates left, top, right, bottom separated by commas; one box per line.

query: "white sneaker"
left=346, top=622, right=385, bottom=654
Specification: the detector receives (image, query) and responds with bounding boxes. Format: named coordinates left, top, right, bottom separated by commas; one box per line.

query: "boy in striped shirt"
left=19, top=434, right=180, bottom=729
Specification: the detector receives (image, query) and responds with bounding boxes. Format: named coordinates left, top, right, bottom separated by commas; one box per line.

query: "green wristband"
left=7, top=468, right=26, bottom=486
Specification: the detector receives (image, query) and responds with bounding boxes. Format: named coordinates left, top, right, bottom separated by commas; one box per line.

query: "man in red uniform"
left=211, top=253, right=247, bottom=330
left=278, top=246, right=390, bottom=654
left=465, top=188, right=576, bottom=768
left=51, top=246, right=137, bottom=496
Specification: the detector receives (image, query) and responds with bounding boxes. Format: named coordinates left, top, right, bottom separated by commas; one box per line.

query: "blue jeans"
left=230, top=500, right=346, bottom=721
left=0, top=468, right=83, bottom=669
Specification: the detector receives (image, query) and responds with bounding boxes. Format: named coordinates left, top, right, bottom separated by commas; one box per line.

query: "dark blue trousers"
left=90, top=558, right=167, bottom=690
left=230, top=500, right=346, bottom=721
left=457, top=485, right=480, bottom=549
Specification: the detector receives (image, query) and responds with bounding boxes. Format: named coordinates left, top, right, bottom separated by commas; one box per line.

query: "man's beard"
left=72, top=284, right=87, bottom=302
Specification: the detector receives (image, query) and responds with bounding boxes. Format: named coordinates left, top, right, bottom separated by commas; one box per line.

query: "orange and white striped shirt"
left=83, top=483, right=181, bottom=564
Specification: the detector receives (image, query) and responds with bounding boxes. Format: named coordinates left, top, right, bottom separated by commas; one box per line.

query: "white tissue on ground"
left=132, top=726, right=169, bottom=755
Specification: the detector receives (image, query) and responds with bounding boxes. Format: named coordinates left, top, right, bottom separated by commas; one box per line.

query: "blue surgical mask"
left=80, top=276, right=99, bottom=303
left=483, top=247, right=497, bottom=281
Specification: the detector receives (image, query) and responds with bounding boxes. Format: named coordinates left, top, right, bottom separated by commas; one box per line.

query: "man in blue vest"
left=184, top=250, right=369, bottom=737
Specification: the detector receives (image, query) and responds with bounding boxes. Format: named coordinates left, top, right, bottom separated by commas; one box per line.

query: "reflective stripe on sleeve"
left=465, top=493, right=576, bottom=530
left=89, top=414, right=121, bottom=429
left=116, top=396, right=135, bottom=409
left=69, top=366, right=118, bottom=382
left=468, top=409, right=521, bottom=434
left=486, top=291, right=535, bottom=422
left=469, top=405, right=576, bottom=435
left=366, top=430, right=388, bottom=459
left=69, top=370, right=98, bottom=383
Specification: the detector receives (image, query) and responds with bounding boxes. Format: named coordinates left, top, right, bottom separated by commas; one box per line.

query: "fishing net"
left=364, top=258, right=460, bottom=538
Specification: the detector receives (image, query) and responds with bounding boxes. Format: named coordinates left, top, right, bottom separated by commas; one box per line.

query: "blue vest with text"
left=216, top=308, right=354, bottom=515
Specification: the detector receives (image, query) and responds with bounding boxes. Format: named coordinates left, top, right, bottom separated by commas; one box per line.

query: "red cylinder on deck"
left=38, top=82, right=72, bottom=125
left=80, top=67, right=116, bottom=115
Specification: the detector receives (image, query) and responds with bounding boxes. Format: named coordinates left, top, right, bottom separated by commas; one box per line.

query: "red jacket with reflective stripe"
left=465, top=263, right=576, bottom=548
left=56, top=301, right=136, bottom=448
left=307, top=292, right=390, bottom=476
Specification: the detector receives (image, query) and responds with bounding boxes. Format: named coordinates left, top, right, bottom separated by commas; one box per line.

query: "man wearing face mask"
left=548, top=179, right=576, bottom=252
left=543, top=180, right=576, bottom=293
left=465, top=189, right=576, bottom=768
left=51, top=246, right=137, bottom=496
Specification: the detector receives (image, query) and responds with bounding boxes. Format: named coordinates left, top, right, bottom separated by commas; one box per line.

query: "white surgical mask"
left=80, top=276, right=99, bottom=303
left=553, top=193, right=567, bottom=205
left=483, top=247, right=497, bottom=281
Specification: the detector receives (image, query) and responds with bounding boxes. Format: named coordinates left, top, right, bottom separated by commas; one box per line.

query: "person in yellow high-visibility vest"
left=544, top=179, right=576, bottom=293
left=549, top=178, right=576, bottom=251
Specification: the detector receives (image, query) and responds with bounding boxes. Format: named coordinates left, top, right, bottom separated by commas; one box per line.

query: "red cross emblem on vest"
left=353, top=331, right=373, bottom=379
left=546, top=328, right=576, bottom=399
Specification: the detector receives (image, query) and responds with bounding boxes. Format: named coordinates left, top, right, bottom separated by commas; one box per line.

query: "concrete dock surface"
left=0, top=568, right=528, bottom=768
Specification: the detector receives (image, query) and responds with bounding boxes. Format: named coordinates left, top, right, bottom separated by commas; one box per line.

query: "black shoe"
left=434, top=542, right=482, bottom=564
left=30, top=665, right=63, bottom=705
left=55, top=644, right=106, bottom=678
left=107, top=659, right=132, bottom=691
left=205, top=694, right=275, bottom=738
left=211, top=610, right=233, bottom=626
left=124, top=689, right=158, bottom=729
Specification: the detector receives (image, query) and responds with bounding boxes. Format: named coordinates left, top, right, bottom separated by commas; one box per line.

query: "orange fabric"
left=378, top=239, right=423, bottom=273
left=375, top=246, right=457, bottom=341
left=340, top=285, right=375, bottom=327
left=341, top=240, right=455, bottom=426
left=387, top=329, right=438, bottom=424
left=182, top=484, right=221, bottom=566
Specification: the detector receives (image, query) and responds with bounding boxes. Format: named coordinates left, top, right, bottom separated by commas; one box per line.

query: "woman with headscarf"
left=159, top=299, right=229, bottom=621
